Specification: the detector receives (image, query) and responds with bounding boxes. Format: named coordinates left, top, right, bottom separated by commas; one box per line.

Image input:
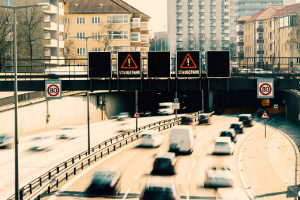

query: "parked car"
left=152, top=152, right=177, bottom=175
left=140, top=178, right=180, bottom=200
left=140, top=130, right=163, bottom=147
left=213, top=137, right=234, bottom=155
left=0, top=134, right=12, bottom=149
left=204, top=165, right=234, bottom=188
left=86, top=167, right=121, bottom=196
left=238, top=114, right=253, bottom=127
left=181, top=115, right=194, bottom=125
left=220, top=129, right=237, bottom=143
left=198, top=114, right=211, bottom=124
left=169, top=125, right=194, bottom=154
left=229, top=122, right=244, bottom=134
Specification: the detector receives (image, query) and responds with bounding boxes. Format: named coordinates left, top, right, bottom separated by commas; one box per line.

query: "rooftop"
left=272, top=2, right=300, bottom=17
left=247, top=6, right=284, bottom=22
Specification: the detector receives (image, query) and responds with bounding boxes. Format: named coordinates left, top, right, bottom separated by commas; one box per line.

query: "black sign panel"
left=148, top=52, right=170, bottom=77
left=177, top=51, right=200, bottom=77
left=88, top=52, right=111, bottom=78
left=118, top=52, right=141, bottom=77
left=207, top=51, right=230, bottom=78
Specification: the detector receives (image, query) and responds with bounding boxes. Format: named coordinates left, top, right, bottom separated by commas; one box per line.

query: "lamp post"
left=0, top=3, right=49, bottom=199
left=67, top=34, right=106, bottom=154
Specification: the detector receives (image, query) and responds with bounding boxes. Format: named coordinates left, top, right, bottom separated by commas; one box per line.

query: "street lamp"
left=0, top=3, right=49, bottom=199
left=67, top=34, right=106, bottom=155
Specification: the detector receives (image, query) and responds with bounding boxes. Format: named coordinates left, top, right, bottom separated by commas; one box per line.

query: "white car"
left=204, top=165, right=234, bottom=188
left=140, top=130, right=163, bottom=147
left=213, top=137, right=234, bottom=155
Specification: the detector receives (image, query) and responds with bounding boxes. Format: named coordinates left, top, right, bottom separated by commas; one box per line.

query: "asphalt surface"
left=49, top=115, right=262, bottom=200
left=0, top=115, right=176, bottom=199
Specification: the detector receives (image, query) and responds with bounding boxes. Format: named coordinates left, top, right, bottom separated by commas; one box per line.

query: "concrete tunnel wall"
left=285, top=90, right=300, bottom=124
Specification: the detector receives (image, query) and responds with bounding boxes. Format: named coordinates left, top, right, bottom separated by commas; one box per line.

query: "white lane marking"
left=48, top=140, right=139, bottom=200
left=135, top=171, right=141, bottom=180
left=192, top=161, right=196, bottom=168
left=198, top=150, right=202, bottom=156
left=188, top=173, right=192, bottom=182
left=122, top=188, right=130, bottom=200
left=146, top=158, right=153, bottom=166
left=186, top=191, right=190, bottom=200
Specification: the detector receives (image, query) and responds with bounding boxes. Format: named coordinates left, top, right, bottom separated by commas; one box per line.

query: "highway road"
left=48, top=115, right=261, bottom=200
left=0, top=115, right=177, bottom=199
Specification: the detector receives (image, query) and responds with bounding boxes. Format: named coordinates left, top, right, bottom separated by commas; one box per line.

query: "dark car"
left=230, top=122, right=244, bottom=134
left=238, top=114, right=253, bottom=127
left=0, top=134, right=11, bottom=149
left=181, top=115, right=194, bottom=125
left=139, top=111, right=152, bottom=117
left=198, top=114, right=211, bottom=124
left=152, top=152, right=177, bottom=175
left=140, top=178, right=180, bottom=200
left=220, top=129, right=237, bottom=143
left=85, top=168, right=121, bottom=196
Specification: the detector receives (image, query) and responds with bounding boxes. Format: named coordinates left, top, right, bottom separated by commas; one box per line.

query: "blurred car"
left=238, top=114, right=253, bottom=127
left=220, top=129, right=237, bottom=143
left=86, top=167, right=121, bottom=196
left=56, top=127, right=76, bottom=140
left=229, top=122, right=244, bottom=134
left=198, top=114, right=211, bottom=124
left=29, top=136, right=53, bottom=151
left=0, top=134, right=12, bottom=149
left=239, top=68, right=249, bottom=74
left=140, top=178, right=180, bottom=200
left=213, top=137, right=234, bottom=155
left=152, top=152, right=177, bottom=175
left=140, top=130, right=163, bottom=147
left=204, top=165, right=234, bottom=188
left=180, top=115, right=194, bottom=125
left=217, top=188, right=250, bottom=200
left=139, top=111, right=151, bottom=117
left=116, top=112, right=130, bottom=121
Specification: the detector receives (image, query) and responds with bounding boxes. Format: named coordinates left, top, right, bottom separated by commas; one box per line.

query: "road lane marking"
left=135, top=171, right=141, bottom=180
left=186, top=191, right=190, bottom=200
left=188, top=173, right=191, bottom=182
left=192, top=161, right=196, bottom=168
left=146, top=159, right=153, bottom=166
left=122, top=188, right=130, bottom=200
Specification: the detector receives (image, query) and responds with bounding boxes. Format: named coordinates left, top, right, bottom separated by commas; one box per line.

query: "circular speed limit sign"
left=47, top=85, right=59, bottom=96
left=259, top=83, right=272, bottom=96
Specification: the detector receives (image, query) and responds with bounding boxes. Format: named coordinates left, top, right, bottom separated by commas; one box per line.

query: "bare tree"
left=0, top=9, right=12, bottom=67
left=288, top=15, right=300, bottom=56
left=97, top=24, right=115, bottom=51
left=62, top=19, right=76, bottom=59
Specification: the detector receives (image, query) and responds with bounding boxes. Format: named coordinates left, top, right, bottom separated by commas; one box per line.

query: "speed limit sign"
left=257, top=78, right=274, bottom=99
left=45, top=80, right=62, bottom=99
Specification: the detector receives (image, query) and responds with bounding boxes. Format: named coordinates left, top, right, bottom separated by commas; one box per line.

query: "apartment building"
left=64, top=0, right=151, bottom=62
left=168, top=0, right=230, bottom=54
left=236, top=16, right=251, bottom=58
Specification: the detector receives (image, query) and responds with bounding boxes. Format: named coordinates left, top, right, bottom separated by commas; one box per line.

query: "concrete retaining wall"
left=285, top=90, right=300, bottom=124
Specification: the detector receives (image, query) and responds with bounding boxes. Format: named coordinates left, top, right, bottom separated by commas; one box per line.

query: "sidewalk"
left=241, top=121, right=300, bottom=200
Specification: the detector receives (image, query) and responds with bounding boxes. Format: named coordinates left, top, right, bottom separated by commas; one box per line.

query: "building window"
left=92, top=48, right=101, bottom=52
left=107, top=15, right=129, bottom=24
left=297, top=58, right=300, bottom=64
left=77, top=48, right=86, bottom=55
left=108, top=30, right=129, bottom=39
left=77, top=32, right=85, bottom=39
left=92, top=17, right=100, bottom=24
left=141, top=34, right=148, bottom=43
left=141, top=22, right=148, bottom=30
left=131, top=18, right=140, bottom=28
left=131, top=33, right=140, bottom=42
left=77, top=17, right=85, bottom=24
left=92, top=32, right=102, bottom=40
left=297, top=43, right=300, bottom=50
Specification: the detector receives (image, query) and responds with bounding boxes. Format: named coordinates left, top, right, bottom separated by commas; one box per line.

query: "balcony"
left=44, top=39, right=58, bottom=47
left=237, top=31, right=244, bottom=36
left=43, top=5, right=57, bottom=15
left=177, top=37, right=183, bottom=42
left=257, top=27, right=264, bottom=32
left=44, top=16, right=51, bottom=23
left=257, top=50, right=264, bottom=55
left=44, top=22, right=58, bottom=31
left=141, top=30, right=149, bottom=34
left=257, top=39, right=264, bottom=44
left=177, top=30, right=183, bottom=35
left=238, top=42, right=244, bottom=46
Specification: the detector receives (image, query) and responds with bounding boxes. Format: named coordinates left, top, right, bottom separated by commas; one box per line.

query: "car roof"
left=221, top=129, right=234, bottom=133
left=215, top=137, right=232, bottom=143
left=146, top=177, right=175, bottom=189
left=155, top=152, right=176, bottom=159
left=239, top=114, right=251, bottom=117
left=231, top=122, right=243, bottom=125
left=171, top=125, right=193, bottom=131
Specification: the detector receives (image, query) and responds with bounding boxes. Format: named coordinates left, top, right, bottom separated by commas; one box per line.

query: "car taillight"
left=172, top=161, right=176, bottom=166
left=110, top=178, right=118, bottom=188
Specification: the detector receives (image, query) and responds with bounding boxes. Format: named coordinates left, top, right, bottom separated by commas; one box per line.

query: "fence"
left=7, top=110, right=203, bottom=200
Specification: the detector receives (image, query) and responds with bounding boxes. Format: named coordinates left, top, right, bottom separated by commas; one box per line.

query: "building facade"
left=64, top=0, right=150, bottom=63
left=168, top=0, right=230, bottom=54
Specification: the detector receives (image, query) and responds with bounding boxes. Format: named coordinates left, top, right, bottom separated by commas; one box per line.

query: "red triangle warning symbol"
left=134, top=111, right=140, bottom=118
left=121, top=54, right=138, bottom=69
left=180, top=53, right=197, bottom=69
left=261, top=111, right=269, bottom=119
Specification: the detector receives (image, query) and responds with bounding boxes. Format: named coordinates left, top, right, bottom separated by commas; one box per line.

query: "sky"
left=124, top=0, right=167, bottom=33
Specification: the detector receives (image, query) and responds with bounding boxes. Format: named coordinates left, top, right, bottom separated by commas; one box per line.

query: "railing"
left=0, top=92, right=44, bottom=108
left=7, top=110, right=204, bottom=200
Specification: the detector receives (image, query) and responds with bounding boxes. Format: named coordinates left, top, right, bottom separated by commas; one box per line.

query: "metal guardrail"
left=7, top=110, right=204, bottom=200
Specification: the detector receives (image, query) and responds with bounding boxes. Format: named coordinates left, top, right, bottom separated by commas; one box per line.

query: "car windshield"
left=142, top=134, right=152, bottom=139
left=142, top=187, right=174, bottom=200
left=220, top=132, right=231, bottom=137
left=93, top=172, right=116, bottom=184
left=155, top=158, right=171, bottom=166
left=230, top=124, right=237, bottom=128
left=159, top=106, right=169, bottom=109
left=239, top=116, right=249, bottom=121
left=215, top=142, right=229, bottom=147
left=200, top=115, right=207, bottom=119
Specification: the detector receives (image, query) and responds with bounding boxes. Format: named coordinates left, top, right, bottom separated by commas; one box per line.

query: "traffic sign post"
left=174, top=98, right=179, bottom=103
left=257, top=78, right=274, bottom=99
left=274, top=104, right=278, bottom=109
left=261, top=110, right=269, bottom=138
left=45, top=80, right=62, bottom=99
left=172, top=102, right=180, bottom=110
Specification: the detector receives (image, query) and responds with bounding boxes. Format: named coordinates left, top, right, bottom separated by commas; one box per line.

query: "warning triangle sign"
left=134, top=111, right=140, bottom=118
left=180, top=53, right=197, bottom=69
left=121, top=54, right=138, bottom=69
left=261, top=111, right=269, bottom=119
